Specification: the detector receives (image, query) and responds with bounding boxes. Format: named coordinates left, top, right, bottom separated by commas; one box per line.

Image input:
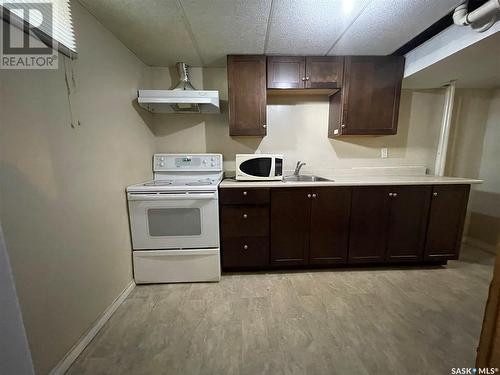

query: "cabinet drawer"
left=222, top=237, right=269, bottom=268
left=219, top=188, right=270, bottom=205
left=221, top=206, right=269, bottom=237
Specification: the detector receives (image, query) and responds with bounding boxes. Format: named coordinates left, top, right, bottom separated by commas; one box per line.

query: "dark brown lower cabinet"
left=309, top=187, right=351, bottom=264
left=220, top=184, right=471, bottom=270
left=270, top=187, right=351, bottom=266
left=349, top=186, right=432, bottom=263
left=385, top=186, right=431, bottom=262
left=349, top=187, right=390, bottom=263
left=425, top=185, right=470, bottom=261
left=222, top=237, right=269, bottom=268
left=271, top=188, right=311, bottom=266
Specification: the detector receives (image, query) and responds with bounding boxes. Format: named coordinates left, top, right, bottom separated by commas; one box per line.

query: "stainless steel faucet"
left=294, top=161, right=306, bottom=176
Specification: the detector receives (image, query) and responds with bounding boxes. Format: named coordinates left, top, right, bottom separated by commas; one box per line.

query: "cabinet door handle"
left=243, top=245, right=248, bottom=250
left=341, top=124, right=346, bottom=129
left=301, top=77, right=306, bottom=81
left=242, top=213, right=248, bottom=219
left=433, top=192, right=438, bottom=197
left=242, top=191, right=248, bottom=196
left=388, top=192, right=393, bottom=197
left=312, top=193, right=317, bottom=198
left=393, top=192, right=398, bottom=197
left=305, top=76, right=310, bottom=81
left=307, top=194, right=312, bottom=198
left=262, top=124, right=267, bottom=128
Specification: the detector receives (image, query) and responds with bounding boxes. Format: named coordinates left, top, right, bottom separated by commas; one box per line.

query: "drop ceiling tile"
left=79, top=0, right=202, bottom=66
left=329, top=0, right=463, bottom=55
left=266, top=0, right=370, bottom=56
left=179, top=0, right=272, bottom=66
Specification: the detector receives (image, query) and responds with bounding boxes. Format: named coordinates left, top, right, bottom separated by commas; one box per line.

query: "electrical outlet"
left=381, top=148, right=388, bottom=158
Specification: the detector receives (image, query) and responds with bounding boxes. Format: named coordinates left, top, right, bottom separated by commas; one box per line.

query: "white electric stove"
left=127, top=153, right=223, bottom=284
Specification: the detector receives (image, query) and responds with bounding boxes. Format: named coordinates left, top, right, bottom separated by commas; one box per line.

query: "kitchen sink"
left=283, top=175, right=331, bottom=182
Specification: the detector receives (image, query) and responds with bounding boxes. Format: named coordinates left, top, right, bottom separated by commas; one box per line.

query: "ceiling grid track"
left=324, top=0, right=373, bottom=56
left=175, top=0, right=204, bottom=66
left=263, top=0, right=276, bottom=54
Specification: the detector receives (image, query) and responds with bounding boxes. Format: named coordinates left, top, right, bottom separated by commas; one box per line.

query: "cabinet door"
left=305, top=57, right=344, bottom=89
left=425, top=185, right=470, bottom=261
left=385, top=186, right=431, bottom=262
left=329, top=56, right=404, bottom=136
left=309, top=187, right=351, bottom=264
left=349, top=187, right=390, bottom=263
left=267, top=56, right=306, bottom=89
left=271, top=188, right=311, bottom=266
left=222, top=237, right=269, bottom=269
left=227, top=55, right=267, bottom=136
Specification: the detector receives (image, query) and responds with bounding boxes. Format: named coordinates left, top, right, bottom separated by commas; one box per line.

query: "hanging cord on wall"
left=62, top=56, right=79, bottom=128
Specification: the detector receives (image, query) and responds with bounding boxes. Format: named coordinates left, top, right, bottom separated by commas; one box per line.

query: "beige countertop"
left=219, top=175, right=482, bottom=188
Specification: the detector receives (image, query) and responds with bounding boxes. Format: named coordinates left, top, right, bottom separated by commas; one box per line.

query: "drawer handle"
left=243, top=191, right=248, bottom=196
left=243, top=213, right=248, bottom=219
left=243, top=245, right=248, bottom=250
left=393, top=193, right=398, bottom=197
left=388, top=193, right=393, bottom=197
left=433, top=192, right=438, bottom=197
left=307, top=194, right=312, bottom=198
left=312, top=193, right=317, bottom=198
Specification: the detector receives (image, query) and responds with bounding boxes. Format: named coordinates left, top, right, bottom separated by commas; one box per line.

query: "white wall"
left=0, top=1, right=154, bottom=373
left=444, top=88, right=500, bottom=251
left=149, top=67, right=446, bottom=174
left=0, top=222, right=34, bottom=375
left=465, top=89, right=500, bottom=250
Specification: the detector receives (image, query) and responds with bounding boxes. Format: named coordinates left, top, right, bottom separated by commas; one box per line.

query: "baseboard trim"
left=463, top=236, right=499, bottom=255
left=49, top=280, right=135, bottom=375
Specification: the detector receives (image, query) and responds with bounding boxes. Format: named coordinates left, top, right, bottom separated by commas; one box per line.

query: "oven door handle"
left=127, top=192, right=217, bottom=201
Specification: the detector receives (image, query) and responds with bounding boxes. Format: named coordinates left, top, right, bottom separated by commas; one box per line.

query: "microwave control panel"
left=153, top=154, right=223, bottom=171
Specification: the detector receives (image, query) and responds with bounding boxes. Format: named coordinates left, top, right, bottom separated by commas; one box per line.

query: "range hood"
left=138, top=62, right=220, bottom=114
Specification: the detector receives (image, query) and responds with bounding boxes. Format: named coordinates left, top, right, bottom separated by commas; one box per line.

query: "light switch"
left=381, top=148, right=388, bottom=158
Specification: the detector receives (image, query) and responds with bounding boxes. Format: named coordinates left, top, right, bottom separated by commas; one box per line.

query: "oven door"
left=127, top=191, right=219, bottom=250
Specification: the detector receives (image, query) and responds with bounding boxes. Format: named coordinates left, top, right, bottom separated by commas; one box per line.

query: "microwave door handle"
left=127, top=193, right=217, bottom=201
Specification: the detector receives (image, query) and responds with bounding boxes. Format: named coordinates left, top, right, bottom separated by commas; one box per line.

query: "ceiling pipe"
left=435, top=81, right=457, bottom=177
left=453, top=0, right=500, bottom=32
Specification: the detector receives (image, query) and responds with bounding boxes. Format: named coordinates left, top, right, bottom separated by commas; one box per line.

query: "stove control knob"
left=160, top=162, right=165, bottom=167
left=159, top=157, right=165, bottom=161
left=211, top=162, right=215, bottom=167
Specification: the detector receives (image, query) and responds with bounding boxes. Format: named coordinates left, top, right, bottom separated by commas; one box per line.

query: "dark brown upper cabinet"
left=328, top=56, right=405, bottom=137
left=227, top=55, right=267, bottom=136
left=305, top=56, right=344, bottom=89
left=267, top=56, right=344, bottom=90
left=425, top=185, right=470, bottom=261
left=267, top=56, right=306, bottom=89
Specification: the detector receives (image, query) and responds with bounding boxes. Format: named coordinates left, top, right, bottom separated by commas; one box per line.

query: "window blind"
left=0, top=0, right=77, bottom=57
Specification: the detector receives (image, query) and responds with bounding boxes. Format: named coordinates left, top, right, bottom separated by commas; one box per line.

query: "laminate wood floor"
left=68, top=245, right=495, bottom=375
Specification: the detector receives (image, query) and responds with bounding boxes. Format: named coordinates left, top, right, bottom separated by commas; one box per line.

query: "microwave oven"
left=235, top=154, right=283, bottom=181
